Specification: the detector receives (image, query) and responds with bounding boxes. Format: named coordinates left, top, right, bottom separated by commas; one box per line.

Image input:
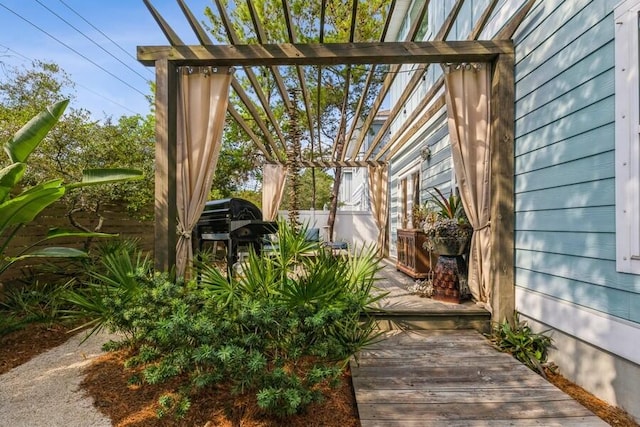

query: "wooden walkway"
left=351, top=329, right=607, bottom=426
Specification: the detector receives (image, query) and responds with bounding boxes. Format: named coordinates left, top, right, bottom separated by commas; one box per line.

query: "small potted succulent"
left=422, top=188, right=472, bottom=256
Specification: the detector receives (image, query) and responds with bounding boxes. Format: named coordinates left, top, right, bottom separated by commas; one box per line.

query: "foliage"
left=280, top=168, right=333, bottom=210
left=61, top=239, right=152, bottom=340
left=427, top=187, right=468, bottom=223
left=0, top=281, right=69, bottom=336
left=66, top=221, right=385, bottom=419
left=0, top=62, right=155, bottom=227
left=0, top=100, right=142, bottom=278
left=422, top=187, right=472, bottom=253
left=487, top=312, right=553, bottom=377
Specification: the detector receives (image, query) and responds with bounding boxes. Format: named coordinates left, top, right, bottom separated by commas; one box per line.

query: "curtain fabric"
left=443, top=63, right=492, bottom=307
left=368, top=164, right=389, bottom=256
left=262, top=163, right=287, bottom=221
left=176, top=67, right=232, bottom=277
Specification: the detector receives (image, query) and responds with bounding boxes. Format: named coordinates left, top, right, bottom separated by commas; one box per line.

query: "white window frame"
left=397, top=162, right=421, bottom=229
left=615, top=0, right=640, bottom=274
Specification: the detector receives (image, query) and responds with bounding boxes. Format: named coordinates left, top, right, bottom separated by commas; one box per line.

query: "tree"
left=281, top=168, right=333, bottom=210
left=0, top=61, right=155, bottom=227
left=0, top=99, right=142, bottom=278
left=203, top=0, right=388, bottom=233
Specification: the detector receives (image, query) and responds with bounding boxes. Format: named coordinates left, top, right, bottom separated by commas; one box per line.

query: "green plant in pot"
left=422, top=188, right=472, bottom=256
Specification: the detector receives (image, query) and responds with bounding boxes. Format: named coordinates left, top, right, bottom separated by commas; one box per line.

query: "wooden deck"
left=371, top=259, right=492, bottom=332
left=351, top=260, right=607, bottom=426
left=351, top=329, right=607, bottom=426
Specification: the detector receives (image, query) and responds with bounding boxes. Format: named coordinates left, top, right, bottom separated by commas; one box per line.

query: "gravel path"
left=0, top=331, right=117, bottom=427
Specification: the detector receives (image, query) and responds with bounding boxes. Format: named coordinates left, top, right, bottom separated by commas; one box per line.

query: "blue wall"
left=512, top=0, right=640, bottom=324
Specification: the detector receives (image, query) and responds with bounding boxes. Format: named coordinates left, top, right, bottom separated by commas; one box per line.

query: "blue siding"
left=387, top=0, right=640, bottom=325
left=516, top=231, right=615, bottom=260
left=515, top=268, right=631, bottom=319
left=513, top=0, right=640, bottom=323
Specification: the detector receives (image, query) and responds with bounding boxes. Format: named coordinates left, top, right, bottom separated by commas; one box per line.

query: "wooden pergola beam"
left=227, top=104, right=278, bottom=163
left=340, top=0, right=397, bottom=161
left=153, top=58, right=178, bottom=272
left=344, top=0, right=429, bottom=161
left=271, top=160, right=386, bottom=168
left=363, top=0, right=464, bottom=160
left=137, top=41, right=513, bottom=66
left=230, top=78, right=283, bottom=159
left=490, top=51, right=515, bottom=324
left=214, top=0, right=287, bottom=152
left=374, top=0, right=499, bottom=161
left=280, top=0, right=318, bottom=160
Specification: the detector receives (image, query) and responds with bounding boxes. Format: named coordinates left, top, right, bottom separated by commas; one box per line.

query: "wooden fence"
left=1, top=202, right=154, bottom=285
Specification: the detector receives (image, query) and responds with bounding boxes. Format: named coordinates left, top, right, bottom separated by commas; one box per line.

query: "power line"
left=0, top=42, right=140, bottom=116
left=0, top=1, right=147, bottom=98
left=55, top=0, right=154, bottom=76
left=34, top=0, right=150, bottom=82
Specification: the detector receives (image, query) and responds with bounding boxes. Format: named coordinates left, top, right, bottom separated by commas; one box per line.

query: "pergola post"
left=489, top=49, right=515, bottom=323
left=154, top=58, right=178, bottom=272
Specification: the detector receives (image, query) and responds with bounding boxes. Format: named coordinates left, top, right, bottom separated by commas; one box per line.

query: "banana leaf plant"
left=0, top=99, right=143, bottom=276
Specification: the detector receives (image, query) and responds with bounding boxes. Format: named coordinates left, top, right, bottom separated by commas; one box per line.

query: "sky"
left=0, top=0, right=213, bottom=120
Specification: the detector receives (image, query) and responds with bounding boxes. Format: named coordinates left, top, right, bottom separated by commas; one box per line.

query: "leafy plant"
left=0, top=280, right=71, bottom=336
left=422, top=187, right=472, bottom=254
left=0, top=100, right=143, bottom=277
left=427, top=187, right=468, bottom=223
left=61, top=239, right=152, bottom=340
left=69, top=221, right=386, bottom=419
left=487, top=311, right=553, bottom=377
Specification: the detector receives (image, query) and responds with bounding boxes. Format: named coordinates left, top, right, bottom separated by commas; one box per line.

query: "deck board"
left=351, top=329, right=607, bottom=426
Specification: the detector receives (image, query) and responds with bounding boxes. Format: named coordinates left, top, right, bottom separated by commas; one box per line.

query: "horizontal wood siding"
left=513, top=0, right=640, bottom=324
left=1, top=202, right=154, bottom=284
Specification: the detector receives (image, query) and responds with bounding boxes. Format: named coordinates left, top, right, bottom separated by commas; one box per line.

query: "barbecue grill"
left=193, top=198, right=277, bottom=273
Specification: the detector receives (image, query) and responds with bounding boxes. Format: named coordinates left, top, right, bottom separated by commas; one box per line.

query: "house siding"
left=386, top=0, right=640, bottom=418
left=512, top=0, right=640, bottom=323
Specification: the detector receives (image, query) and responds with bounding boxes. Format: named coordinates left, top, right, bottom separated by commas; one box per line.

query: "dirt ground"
left=1, top=323, right=638, bottom=427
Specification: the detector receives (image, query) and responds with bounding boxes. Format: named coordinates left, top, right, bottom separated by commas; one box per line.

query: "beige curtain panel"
left=176, top=67, right=232, bottom=278
left=443, top=63, right=492, bottom=307
left=262, top=164, right=287, bottom=221
left=368, top=164, right=389, bottom=257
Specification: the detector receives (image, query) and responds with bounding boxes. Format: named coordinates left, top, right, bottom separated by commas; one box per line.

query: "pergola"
left=137, top=0, right=534, bottom=322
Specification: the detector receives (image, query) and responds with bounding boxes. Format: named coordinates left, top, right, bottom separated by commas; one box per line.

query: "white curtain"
left=368, top=164, right=389, bottom=256
left=176, top=67, right=232, bottom=277
left=443, top=63, right=492, bottom=307
left=262, top=163, right=287, bottom=221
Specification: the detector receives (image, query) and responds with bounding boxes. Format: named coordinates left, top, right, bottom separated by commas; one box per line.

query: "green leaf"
left=11, top=246, right=88, bottom=260
left=4, top=99, right=69, bottom=163
left=45, top=228, right=116, bottom=240
left=0, top=186, right=65, bottom=233
left=0, top=163, right=26, bottom=202
left=66, top=168, right=143, bottom=189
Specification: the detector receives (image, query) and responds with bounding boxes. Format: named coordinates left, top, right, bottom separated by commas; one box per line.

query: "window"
left=615, top=0, right=640, bottom=273
left=398, top=168, right=421, bottom=229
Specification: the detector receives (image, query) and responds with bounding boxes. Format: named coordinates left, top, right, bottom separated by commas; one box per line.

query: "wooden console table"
left=396, top=229, right=436, bottom=279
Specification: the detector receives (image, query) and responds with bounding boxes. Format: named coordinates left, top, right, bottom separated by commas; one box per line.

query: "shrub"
left=67, top=221, right=385, bottom=419
left=487, top=311, right=553, bottom=377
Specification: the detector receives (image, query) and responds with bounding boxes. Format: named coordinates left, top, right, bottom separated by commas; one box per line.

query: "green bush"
left=67, top=221, right=385, bottom=419
left=487, top=311, right=553, bottom=376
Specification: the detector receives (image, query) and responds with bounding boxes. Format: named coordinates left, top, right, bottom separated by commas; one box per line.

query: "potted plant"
left=422, top=188, right=472, bottom=256
left=422, top=188, right=472, bottom=303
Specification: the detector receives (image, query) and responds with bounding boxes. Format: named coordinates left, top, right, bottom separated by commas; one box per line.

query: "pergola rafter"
left=363, top=0, right=463, bottom=160
left=340, top=0, right=397, bottom=161
left=280, top=0, right=318, bottom=161
left=343, top=0, right=429, bottom=161
left=140, top=0, right=521, bottom=322
left=213, top=0, right=287, bottom=153
left=375, top=0, right=532, bottom=161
